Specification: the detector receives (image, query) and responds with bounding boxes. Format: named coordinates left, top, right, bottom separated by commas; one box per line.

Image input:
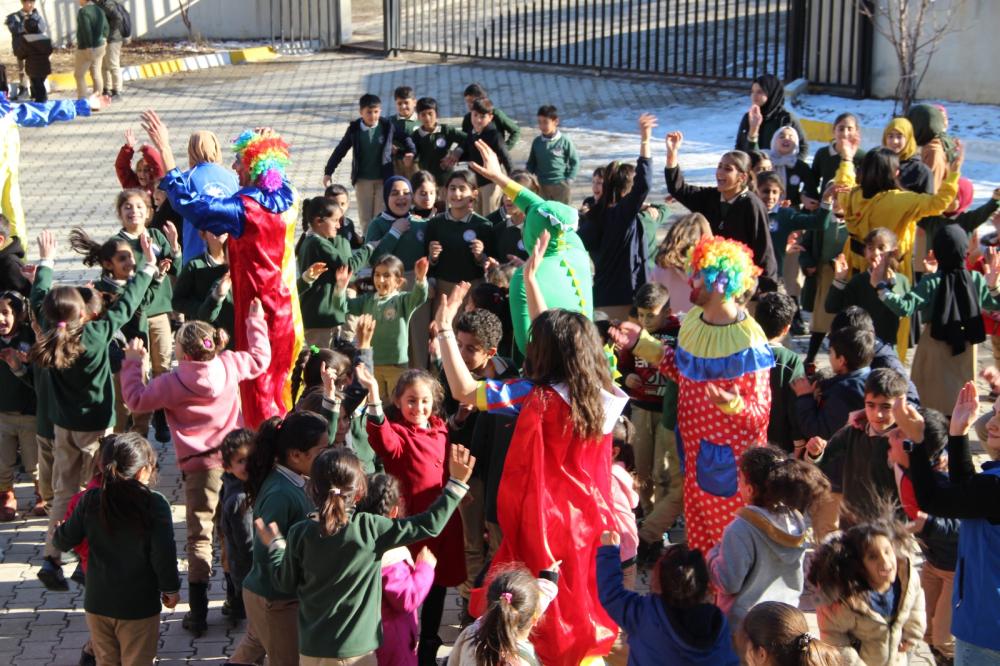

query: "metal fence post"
left=787, top=0, right=807, bottom=81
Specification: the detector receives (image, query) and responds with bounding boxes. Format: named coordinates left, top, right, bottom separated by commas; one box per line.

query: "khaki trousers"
left=74, top=44, right=106, bottom=99
left=46, top=426, right=107, bottom=558
left=301, top=653, right=377, bottom=666
left=113, top=372, right=151, bottom=436
left=539, top=181, right=572, bottom=205
left=101, top=40, right=123, bottom=93
left=638, top=425, right=684, bottom=544
left=232, top=588, right=299, bottom=666
left=475, top=182, right=502, bottom=216
left=36, top=434, right=54, bottom=505
left=374, top=364, right=408, bottom=399
left=86, top=612, right=160, bottom=666
left=354, top=179, right=384, bottom=236
left=921, top=561, right=955, bottom=658
left=630, top=407, right=664, bottom=514
left=183, top=468, right=224, bottom=583
left=0, top=412, right=37, bottom=489
left=146, top=313, right=173, bottom=378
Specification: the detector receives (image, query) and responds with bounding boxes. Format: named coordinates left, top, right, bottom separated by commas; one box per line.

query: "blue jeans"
left=955, top=638, right=1000, bottom=665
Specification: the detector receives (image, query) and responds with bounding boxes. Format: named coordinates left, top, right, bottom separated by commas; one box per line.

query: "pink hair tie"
left=202, top=338, right=213, bottom=349
left=499, top=592, right=513, bottom=604
left=56, top=321, right=67, bottom=329
left=330, top=488, right=342, bottom=496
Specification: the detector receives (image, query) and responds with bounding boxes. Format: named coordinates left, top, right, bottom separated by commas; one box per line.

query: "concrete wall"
left=0, top=0, right=350, bottom=49
left=870, top=0, right=1000, bottom=105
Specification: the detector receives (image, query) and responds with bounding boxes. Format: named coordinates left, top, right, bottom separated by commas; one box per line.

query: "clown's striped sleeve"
left=474, top=378, right=536, bottom=417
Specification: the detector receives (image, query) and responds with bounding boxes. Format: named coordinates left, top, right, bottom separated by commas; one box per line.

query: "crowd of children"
left=2, top=70, right=1000, bottom=666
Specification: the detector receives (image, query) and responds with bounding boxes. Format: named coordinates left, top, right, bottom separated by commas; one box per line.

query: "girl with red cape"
left=435, top=229, right=629, bottom=666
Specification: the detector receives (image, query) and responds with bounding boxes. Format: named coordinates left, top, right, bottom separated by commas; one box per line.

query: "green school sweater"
left=365, top=213, right=429, bottom=270
left=242, top=467, right=314, bottom=601
left=811, top=145, right=865, bottom=192
left=94, top=276, right=154, bottom=345
left=43, top=265, right=154, bottom=431
left=827, top=271, right=911, bottom=346
left=487, top=210, right=528, bottom=262
left=389, top=113, right=420, bottom=151
left=426, top=212, right=494, bottom=282
left=117, top=228, right=177, bottom=317
left=53, top=489, right=179, bottom=619
left=267, top=480, right=466, bottom=658
left=769, top=204, right=832, bottom=269
left=880, top=270, right=1000, bottom=318
left=918, top=199, right=1000, bottom=243
left=333, top=280, right=429, bottom=365
left=172, top=253, right=234, bottom=335
left=297, top=234, right=375, bottom=329
left=357, top=124, right=384, bottom=181
left=410, top=124, right=467, bottom=183
left=638, top=203, right=669, bottom=278
left=526, top=131, right=580, bottom=184
left=0, top=325, right=35, bottom=414
left=76, top=3, right=108, bottom=49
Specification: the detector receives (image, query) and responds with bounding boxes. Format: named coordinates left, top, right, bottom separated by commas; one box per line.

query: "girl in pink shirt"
left=119, top=297, right=270, bottom=635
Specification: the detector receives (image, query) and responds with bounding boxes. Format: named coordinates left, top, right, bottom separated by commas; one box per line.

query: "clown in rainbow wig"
left=618, top=235, right=774, bottom=553
left=142, top=110, right=304, bottom=428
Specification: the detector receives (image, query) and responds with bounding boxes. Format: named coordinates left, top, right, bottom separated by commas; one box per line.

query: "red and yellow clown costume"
left=632, top=237, right=773, bottom=553
left=160, top=130, right=304, bottom=428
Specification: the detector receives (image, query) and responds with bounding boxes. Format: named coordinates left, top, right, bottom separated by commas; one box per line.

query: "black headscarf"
left=753, top=74, right=786, bottom=121
left=929, top=224, right=985, bottom=355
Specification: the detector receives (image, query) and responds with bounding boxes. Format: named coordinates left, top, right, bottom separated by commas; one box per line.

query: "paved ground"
left=0, top=49, right=960, bottom=664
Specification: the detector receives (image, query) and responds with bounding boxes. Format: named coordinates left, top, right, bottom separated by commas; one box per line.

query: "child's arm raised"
left=433, top=282, right=479, bottom=404
left=254, top=518, right=304, bottom=596
left=357, top=364, right=406, bottom=461
left=595, top=531, right=646, bottom=635
left=402, top=257, right=430, bottom=315
left=30, top=231, right=56, bottom=320
left=372, top=445, right=476, bottom=552
left=230, top=298, right=271, bottom=380
left=522, top=231, right=549, bottom=321
left=382, top=546, right=436, bottom=614
left=330, top=265, right=356, bottom=319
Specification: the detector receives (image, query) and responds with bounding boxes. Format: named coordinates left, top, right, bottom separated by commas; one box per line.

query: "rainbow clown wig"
left=233, top=129, right=290, bottom=193
left=687, top=236, right=761, bottom=301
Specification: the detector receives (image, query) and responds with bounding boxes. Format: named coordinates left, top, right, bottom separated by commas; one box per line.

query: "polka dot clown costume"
left=632, top=236, right=774, bottom=553
left=503, top=180, right=593, bottom=354
left=160, top=129, right=304, bottom=428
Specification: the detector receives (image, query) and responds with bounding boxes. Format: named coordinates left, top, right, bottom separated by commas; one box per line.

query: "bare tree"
left=178, top=0, right=201, bottom=43
left=859, top=0, right=967, bottom=114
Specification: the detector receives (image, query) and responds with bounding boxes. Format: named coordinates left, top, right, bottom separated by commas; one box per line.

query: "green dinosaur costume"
left=505, top=181, right=593, bottom=353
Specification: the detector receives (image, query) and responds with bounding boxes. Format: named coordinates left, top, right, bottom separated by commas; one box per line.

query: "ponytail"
left=69, top=227, right=130, bottom=273
left=308, top=447, right=366, bottom=537
left=94, top=433, right=157, bottom=534
left=740, top=446, right=831, bottom=514
left=742, top=601, right=843, bottom=666
left=473, top=566, right=541, bottom=666
left=245, top=412, right=328, bottom=508
left=30, top=286, right=87, bottom=370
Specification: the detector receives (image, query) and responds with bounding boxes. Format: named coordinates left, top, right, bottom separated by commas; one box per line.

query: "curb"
left=46, top=45, right=280, bottom=92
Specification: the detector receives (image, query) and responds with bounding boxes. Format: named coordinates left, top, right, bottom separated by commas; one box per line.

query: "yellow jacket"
left=835, top=160, right=959, bottom=279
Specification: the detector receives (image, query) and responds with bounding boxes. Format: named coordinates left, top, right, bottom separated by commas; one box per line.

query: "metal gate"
left=269, top=0, right=344, bottom=51
left=384, top=0, right=872, bottom=96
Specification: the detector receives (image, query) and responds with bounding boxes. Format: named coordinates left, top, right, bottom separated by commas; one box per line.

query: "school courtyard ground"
left=0, top=47, right=983, bottom=664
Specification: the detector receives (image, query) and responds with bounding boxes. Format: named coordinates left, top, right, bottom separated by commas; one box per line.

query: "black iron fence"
left=383, top=0, right=872, bottom=96
left=269, top=0, right=344, bottom=50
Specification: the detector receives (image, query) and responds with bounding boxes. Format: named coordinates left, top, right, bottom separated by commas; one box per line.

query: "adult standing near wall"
left=735, top=74, right=809, bottom=161
left=94, top=0, right=125, bottom=98
left=179, top=132, right=240, bottom=265
left=5, top=0, right=47, bottom=101
left=73, top=0, right=107, bottom=101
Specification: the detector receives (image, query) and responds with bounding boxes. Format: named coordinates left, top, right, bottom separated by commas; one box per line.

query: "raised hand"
left=415, top=546, right=437, bottom=568
left=355, top=313, right=376, bottom=349
left=140, top=233, right=156, bottom=265
left=304, top=262, right=328, bottom=282
left=162, top=221, right=179, bottom=254
left=607, top=321, right=643, bottom=351
left=37, top=230, right=56, bottom=261
left=448, top=444, right=477, bottom=484
left=949, top=139, right=965, bottom=174
left=892, top=398, right=925, bottom=444
left=434, top=282, right=470, bottom=330
left=320, top=361, right=338, bottom=398
left=638, top=113, right=657, bottom=143
left=215, top=273, right=232, bottom=298
left=833, top=253, right=850, bottom=281
left=428, top=240, right=443, bottom=263
left=140, top=110, right=169, bottom=153
left=922, top=250, right=938, bottom=274
left=124, top=338, right=146, bottom=362
left=248, top=297, right=264, bottom=320
left=805, top=436, right=827, bottom=459
left=523, top=229, right=550, bottom=283
left=869, top=251, right=889, bottom=288
left=414, top=256, right=429, bottom=282
left=334, top=265, right=352, bottom=292
left=354, top=362, right=378, bottom=393
left=124, top=128, right=137, bottom=148
left=468, top=139, right=506, bottom=184
left=600, top=530, right=621, bottom=546
left=665, top=130, right=683, bottom=156
left=950, top=380, right=979, bottom=436
left=747, top=104, right=763, bottom=136
left=253, top=518, right=283, bottom=547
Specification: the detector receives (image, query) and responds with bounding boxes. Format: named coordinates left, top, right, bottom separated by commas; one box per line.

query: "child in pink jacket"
left=119, top=298, right=270, bottom=636
left=358, top=472, right=436, bottom=666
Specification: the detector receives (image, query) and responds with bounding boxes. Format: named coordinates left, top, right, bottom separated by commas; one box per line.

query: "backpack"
left=102, top=0, right=132, bottom=39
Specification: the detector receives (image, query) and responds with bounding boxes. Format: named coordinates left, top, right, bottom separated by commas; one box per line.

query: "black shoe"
left=78, top=649, right=96, bottom=666
left=111, top=90, right=121, bottom=98
left=38, top=556, right=69, bottom=591
left=152, top=409, right=170, bottom=443
left=182, top=581, right=209, bottom=637
left=70, top=563, right=85, bottom=586
left=101, top=89, right=110, bottom=97
left=417, top=634, right=443, bottom=666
